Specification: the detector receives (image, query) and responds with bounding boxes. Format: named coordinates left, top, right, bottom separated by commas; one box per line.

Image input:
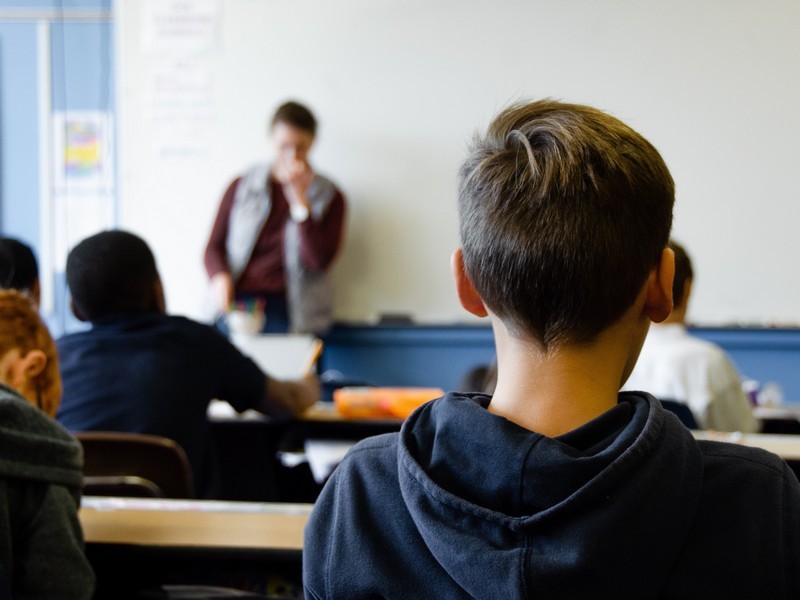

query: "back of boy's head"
left=458, top=99, right=674, bottom=348
left=669, top=239, right=693, bottom=308
left=67, top=230, right=160, bottom=322
left=0, top=238, right=39, bottom=294
left=0, top=289, right=61, bottom=415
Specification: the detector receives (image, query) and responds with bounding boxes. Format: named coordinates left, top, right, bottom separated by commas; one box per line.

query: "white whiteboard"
left=116, top=0, right=800, bottom=327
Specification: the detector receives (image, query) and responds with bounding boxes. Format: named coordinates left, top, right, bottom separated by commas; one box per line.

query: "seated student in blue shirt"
left=56, top=230, right=319, bottom=498
left=303, top=100, right=800, bottom=598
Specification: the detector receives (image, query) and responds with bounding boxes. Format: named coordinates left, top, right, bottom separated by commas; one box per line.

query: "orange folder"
left=333, top=387, right=444, bottom=419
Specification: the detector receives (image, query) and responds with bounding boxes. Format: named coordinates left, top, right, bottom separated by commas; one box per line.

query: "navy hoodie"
left=304, top=392, right=800, bottom=599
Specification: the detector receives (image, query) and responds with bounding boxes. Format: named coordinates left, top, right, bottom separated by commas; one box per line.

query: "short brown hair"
left=0, top=290, right=61, bottom=416
left=458, top=100, right=674, bottom=348
left=669, top=239, right=694, bottom=308
left=271, top=101, right=317, bottom=136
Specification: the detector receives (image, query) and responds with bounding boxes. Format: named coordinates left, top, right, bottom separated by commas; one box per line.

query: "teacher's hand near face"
left=284, top=158, right=314, bottom=221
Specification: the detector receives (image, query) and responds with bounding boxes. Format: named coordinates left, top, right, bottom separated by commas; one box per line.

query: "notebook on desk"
left=229, top=333, right=319, bottom=379
left=209, top=334, right=321, bottom=420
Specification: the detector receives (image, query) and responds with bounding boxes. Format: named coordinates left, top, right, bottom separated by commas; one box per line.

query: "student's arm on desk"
left=257, top=373, right=320, bottom=418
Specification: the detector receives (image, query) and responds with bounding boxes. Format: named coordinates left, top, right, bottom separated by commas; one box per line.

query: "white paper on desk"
left=229, top=333, right=317, bottom=379
left=304, top=439, right=357, bottom=484
left=207, top=400, right=265, bottom=420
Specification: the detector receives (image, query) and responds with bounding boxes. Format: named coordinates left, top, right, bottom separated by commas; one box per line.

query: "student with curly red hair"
left=0, top=290, right=61, bottom=416
left=0, top=290, right=93, bottom=598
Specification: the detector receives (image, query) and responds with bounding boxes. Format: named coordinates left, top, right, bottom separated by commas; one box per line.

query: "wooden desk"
left=207, top=401, right=406, bottom=502
left=693, top=431, right=800, bottom=461
left=80, top=497, right=311, bottom=551
left=290, top=402, right=404, bottom=438
left=209, top=399, right=404, bottom=428
left=754, top=406, right=800, bottom=434
left=754, top=406, right=800, bottom=421
left=210, top=402, right=404, bottom=503
left=301, top=402, right=401, bottom=424
left=81, top=497, right=312, bottom=598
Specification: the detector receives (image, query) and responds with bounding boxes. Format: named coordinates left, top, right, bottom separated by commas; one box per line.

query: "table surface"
left=209, top=399, right=405, bottom=424
left=754, top=405, right=800, bottom=420
left=693, top=431, right=800, bottom=460
left=300, top=402, right=403, bottom=423
left=79, top=497, right=312, bottom=551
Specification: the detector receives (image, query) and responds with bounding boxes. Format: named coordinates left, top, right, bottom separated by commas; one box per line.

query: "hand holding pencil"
left=257, top=337, right=324, bottom=417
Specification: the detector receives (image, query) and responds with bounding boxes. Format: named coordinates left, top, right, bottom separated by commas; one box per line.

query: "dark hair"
left=458, top=99, right=674, bottom=348
left=271, top=101, right=317, bottom=136
left=669, top=239, right=693, bottom=308
left=0, top=238, right=39, bottom=293
left=66, top=230, right=160, bottom=321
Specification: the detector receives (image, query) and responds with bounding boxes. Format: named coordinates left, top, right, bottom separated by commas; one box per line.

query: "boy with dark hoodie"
left=303, top=100, right=800, bottom=598
left=0, top=290, right=93, bottom=598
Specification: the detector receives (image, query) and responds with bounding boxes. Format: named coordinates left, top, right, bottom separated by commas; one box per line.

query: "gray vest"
left=226, top=164, right=337, bottom=334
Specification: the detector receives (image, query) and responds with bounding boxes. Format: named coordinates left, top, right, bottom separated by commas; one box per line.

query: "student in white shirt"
left=623, top=240, right=759, bottom=432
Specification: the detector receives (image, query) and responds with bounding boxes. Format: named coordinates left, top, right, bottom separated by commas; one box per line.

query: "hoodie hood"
left=397, top=392, right=704, bottom=598
left=0, top=384, right=83, bottom=491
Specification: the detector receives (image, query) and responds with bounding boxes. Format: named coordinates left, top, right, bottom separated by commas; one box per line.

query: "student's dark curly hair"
left=67, top=230, right=160, bottom=321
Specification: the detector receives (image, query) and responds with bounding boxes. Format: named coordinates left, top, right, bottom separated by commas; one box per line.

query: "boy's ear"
left=645, top=247, right=675, bottom=323
left=70, top=298, right=88, bottom=322
left=451, top=248, right=488, bottom=318
left=20, top=349, right=47, bottom=379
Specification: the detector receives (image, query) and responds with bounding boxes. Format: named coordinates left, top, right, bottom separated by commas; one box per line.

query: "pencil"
left=302, top=338, right=324, bottom=376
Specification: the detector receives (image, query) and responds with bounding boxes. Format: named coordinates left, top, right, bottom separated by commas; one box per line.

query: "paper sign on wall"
left=53, top=111, right=114, bottom=192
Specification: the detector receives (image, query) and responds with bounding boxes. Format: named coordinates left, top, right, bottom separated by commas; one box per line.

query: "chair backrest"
left=659, top=399, right=699, bottom=430
left=76, top=431, right=194, bottom=499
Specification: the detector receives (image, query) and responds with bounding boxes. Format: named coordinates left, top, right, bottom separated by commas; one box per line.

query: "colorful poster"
left=53, top=111, right=114, bottom=191
left=65, top=119, right=102, bottom=177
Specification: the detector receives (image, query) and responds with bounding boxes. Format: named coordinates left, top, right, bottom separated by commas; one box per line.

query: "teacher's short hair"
left=271, top=100, right=317, bottom=136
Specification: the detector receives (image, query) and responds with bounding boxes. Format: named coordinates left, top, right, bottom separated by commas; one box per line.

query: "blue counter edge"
left=319, top=323, right=800, bottom=402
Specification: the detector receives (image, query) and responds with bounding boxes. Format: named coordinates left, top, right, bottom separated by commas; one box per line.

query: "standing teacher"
left=204, top=101, right=346, bottom=334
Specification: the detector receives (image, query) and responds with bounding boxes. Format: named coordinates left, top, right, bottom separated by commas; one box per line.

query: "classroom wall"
left=0, top=20, right=41, bottom=242
left=0, top=1, right=114, bottom=335
left=116, top=0, right=800, bottom=326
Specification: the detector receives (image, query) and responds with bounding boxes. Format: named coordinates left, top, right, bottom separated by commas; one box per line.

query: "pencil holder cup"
left=226, top=309, right=265, bottom=335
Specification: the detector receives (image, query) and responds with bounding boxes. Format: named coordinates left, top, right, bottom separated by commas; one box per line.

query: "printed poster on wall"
left=141, top=0, right=220, bottom=56
left=53, top=111, right=114, bottom=192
